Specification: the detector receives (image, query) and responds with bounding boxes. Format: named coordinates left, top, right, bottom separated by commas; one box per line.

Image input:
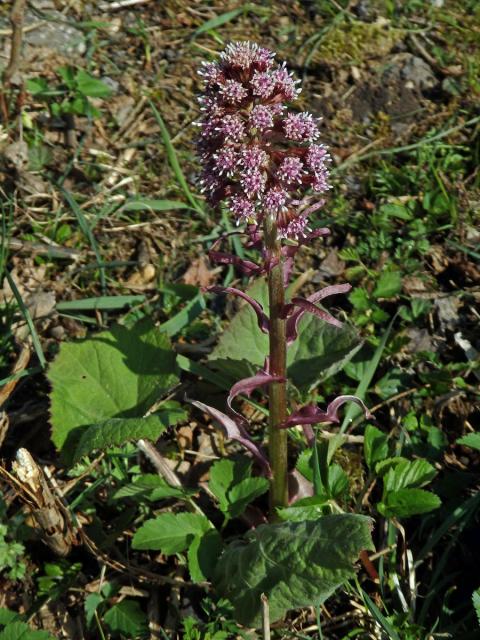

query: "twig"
left=261, top=593, right=271, bottom=640
left=3, top=0, right=27, bottom=86
left=99, top=0, right=152, bottom=10
left=0, top=448, right=77, bottom=556
left=137, top=439, right=183, bottom=488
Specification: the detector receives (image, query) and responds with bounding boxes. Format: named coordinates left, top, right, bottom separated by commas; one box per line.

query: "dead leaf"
left=182, top=256, right=216, bottom=288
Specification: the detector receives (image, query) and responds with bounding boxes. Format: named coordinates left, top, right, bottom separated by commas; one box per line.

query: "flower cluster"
left=196, top=41, right=331, bottom=238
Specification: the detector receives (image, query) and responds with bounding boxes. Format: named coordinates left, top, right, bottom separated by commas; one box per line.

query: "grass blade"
left=192, top=7, right=245, bottom=38
left=122, top=198, right=192, bottom=213
left=61, top=188, right=106, bottom=292
left=340, top=314, right=397, bottom=433
left=149, top=100, right=206, bottom=219
left=357, top=584, right=400, bottom=640
left=5, top=271, right=46, bottom=369
left=56, top=295, right=145, bottom=312
left=159, top=293, right=206, bottom=337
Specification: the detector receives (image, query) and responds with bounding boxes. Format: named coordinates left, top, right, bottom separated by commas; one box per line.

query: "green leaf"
left=0, top=610, right=18, bottom=627
left=213, top=514, right=374, bottom=626
left=75, top=70, right=112, bottom=98
left=84, top=593, right=103, bottom=628
left=103, top=600, right=147, bottom=638
left=187, top=529, right=223, bottom=582
left=209, top=458, right=251, bottom=514
left=25, top=77, right=50, bottom=96
left=364, top=425, right=389, bottom=470
left=378, top=488, right=441, bottom=518
left=113, top=473, right=192, bottom=501
left=375, top=457, right=408, bottom=476
left=0, top=622, right=53, bottom=640
left=227, top=477, right=269, bottom=519
left=372, top=271, right=402, bottom=299
left=383, top=459, right=436, bottom=493
left=378, top=203, right=413, bottom=221
left=457, top=433, right=480, bottom=451
left=276, top=502, right=327, bottom=522
left=74, top=409, right=185, bottom=461
left=208, top=458, right=268, bottom=519
left=48, top=319, right=179, bottom=452
left=209, top=279, right=362, bottom=392
left=349, top=288, right=370, bottom=311
left=473, top=588, right=480, bottom=626
left=132, top=513, right=211, bottom=554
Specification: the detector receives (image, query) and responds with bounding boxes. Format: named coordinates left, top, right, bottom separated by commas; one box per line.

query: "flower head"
left=196, top=41, right=331, bottom=237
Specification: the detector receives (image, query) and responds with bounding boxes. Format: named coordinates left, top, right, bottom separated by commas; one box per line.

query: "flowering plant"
left=193, top=41, right=370, bottom=510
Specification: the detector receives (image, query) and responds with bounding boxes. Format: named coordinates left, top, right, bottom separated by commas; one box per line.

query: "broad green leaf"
left=276, top=502, right=327, bottom=522
left=372, top=271, right=402, bottom=299
left=48, top=319, right=179, bottom=451
left=25, top=77, right=50, bottom=96
left=213, top=514, right=374, bottom=626
left=84, top=593, right=103, bottom=628
left=375, top=456, right=408, bottom=477
left=73, top=406, right=185, bottom=461
left=227, top=477, right=269, bottom=519
left=187, top=529, right=223, bottom=582
left=364, top=425, right=389, bottom=470
left=103, top=600, right=147, bottom=637
left=378, top=488, right=441, bottom=518
left=132, top=513, right=211, bottom=554
left=473, top=588, right=480, bottom=626
left=383, top=459, right=436, bottom=493
left=0, top=622, right=53, bottom=640
left=457, top=433, right=480, bottom=451
left=0, top=610, right=18, bottom=626
left=75, top=70, right=112, bottom=98
left=113, top=473, right=192, bottom=501
left=209, top=279, right=361, bottom=392
left=208, top=458, right=252, bottom=514
left=208, top=458, right=267, bottom=519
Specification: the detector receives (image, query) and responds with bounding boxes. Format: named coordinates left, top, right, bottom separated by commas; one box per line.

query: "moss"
left=313, top=20, right=404, bottom=65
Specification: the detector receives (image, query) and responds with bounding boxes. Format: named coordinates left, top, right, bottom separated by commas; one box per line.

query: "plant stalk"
left=264, top=215, right=288, bottom=512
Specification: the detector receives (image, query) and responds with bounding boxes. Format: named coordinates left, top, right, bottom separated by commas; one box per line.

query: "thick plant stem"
left=264, top=215, right=288, bottom=512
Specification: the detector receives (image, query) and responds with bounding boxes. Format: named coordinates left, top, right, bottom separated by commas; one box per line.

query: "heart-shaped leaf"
left=213, top=514, right=374, bottom=626
left=48, top=319, right=180, bottom=453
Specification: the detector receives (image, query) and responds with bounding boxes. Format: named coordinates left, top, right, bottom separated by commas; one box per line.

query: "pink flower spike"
left=206, top=285, right=269, bottom=334
left=189, top=399, right=271, bottom=473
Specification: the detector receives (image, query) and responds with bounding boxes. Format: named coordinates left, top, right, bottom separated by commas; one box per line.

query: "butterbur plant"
left=186, top=42, right=375, bottom=626
left=194, top=41, right=369, bottom=509
left=40, top=41, right=380, bottom=632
